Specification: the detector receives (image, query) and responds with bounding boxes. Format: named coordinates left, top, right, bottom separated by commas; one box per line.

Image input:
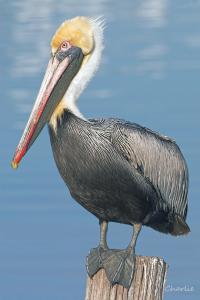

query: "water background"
left=1, top=0, right=200, bottom=299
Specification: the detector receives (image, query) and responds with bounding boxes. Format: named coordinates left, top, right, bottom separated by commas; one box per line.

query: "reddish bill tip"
left=11, top=146, right=27, bottom=169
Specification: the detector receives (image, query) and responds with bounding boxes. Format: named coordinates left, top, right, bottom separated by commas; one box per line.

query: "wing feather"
left=107, top=119, right=189, bottom=219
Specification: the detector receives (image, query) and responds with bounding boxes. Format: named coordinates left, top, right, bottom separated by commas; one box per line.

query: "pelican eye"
left=55, top=41, right=72, bottom=61
left=60, top=41, right=70, bottom=51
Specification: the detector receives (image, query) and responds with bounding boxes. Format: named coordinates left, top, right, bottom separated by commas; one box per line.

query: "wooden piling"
left=85, top=256, right=167, bottom=300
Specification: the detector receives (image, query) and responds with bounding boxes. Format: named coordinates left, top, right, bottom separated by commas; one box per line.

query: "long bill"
left=11, top=47, right=83, bottom=169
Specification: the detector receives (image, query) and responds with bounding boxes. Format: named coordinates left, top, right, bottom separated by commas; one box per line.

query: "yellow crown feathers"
left=51, top=17, right=94, bottom=55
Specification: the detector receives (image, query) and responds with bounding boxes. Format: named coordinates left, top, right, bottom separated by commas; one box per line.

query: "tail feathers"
left=171, top=215, right=190, bottom=236
left=145, top=211, right=190, bottom=236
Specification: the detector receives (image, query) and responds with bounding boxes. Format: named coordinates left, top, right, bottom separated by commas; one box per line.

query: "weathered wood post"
left=85, top=256, right=167, bottom=300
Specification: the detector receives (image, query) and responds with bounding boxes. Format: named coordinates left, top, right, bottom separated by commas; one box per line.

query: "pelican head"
left=11, top=16, right=104, bottom=168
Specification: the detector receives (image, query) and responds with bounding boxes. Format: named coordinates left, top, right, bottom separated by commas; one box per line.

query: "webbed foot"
left=100, top=248, right=135, bottom=288
left=86, top=246, right=105, bottom=276
left=86, top=221, right=141, bottom=289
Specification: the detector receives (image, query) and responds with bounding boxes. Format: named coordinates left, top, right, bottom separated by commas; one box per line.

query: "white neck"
left=63, top=17, right=104, bottom=119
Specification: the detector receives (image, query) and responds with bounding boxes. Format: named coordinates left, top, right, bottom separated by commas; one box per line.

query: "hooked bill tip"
left=11, top=160, right=19, bottom=170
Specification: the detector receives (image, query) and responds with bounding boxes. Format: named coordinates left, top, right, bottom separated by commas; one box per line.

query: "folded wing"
left=108, top=119, right=189, bottom=221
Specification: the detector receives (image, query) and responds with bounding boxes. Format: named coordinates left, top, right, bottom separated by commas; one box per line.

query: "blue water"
left=1, top=0, right=200, bottom=299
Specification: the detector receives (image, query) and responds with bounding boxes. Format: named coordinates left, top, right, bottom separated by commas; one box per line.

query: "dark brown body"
left=49, top=110, right=190, bottom=235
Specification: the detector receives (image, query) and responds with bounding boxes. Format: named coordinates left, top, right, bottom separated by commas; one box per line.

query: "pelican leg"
left=100, top=223, right=142, bottom=288
left=86, top=220, right=108, bottom=277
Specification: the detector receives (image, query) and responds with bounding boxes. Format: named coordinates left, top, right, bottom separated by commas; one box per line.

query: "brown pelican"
left=11, top=16, right=190, bottom=288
